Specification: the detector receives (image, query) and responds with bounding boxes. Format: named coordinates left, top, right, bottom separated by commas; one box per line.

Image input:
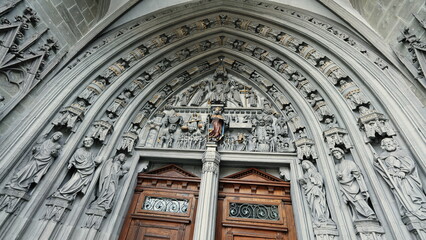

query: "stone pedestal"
left=38, top=197, right=71, bottom=239
left=313, top=223, right=339, bottom=240
left=193, top=142, right=220, bottom=240
left=0, top=188, right=29, bottom=228
left=402, top=215, right=426, bottom=240
left=354, top=219, right=385, bottom=240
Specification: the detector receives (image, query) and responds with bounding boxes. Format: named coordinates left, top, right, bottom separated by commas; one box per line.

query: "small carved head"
left=51, top=132, right=63, bottom=141
left=115, top=153, right=126, bottom=163
left=331, top=148, right=344, bottom=160
left=83, top=137, right=94, bottom=148
left=301, top=160, right=316, bottom=172
left=381, top=138, right=397, bottom=152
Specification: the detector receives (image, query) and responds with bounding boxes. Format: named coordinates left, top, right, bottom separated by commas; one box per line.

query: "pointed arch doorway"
left=119, top=165, right=296, bottom=240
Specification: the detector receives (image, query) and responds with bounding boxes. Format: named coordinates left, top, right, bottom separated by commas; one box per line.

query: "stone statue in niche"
left=374, top=138, right=426, bottom=219
left=52, top=100, right=87, bottom=130
left=8, top=132, right=63, bottom=191
left=208, top=106, right=226, bottom=142
left=52, top=137, right=99, bottom=201
left=299, top=160, right=334, bottom=226
left=107, top=90, right=132, bottom=116
left=332, top=148, right=376, bottom=220
left=92, top=154, right=128, bottom=211
left=78, top=79, right=107, bottom=104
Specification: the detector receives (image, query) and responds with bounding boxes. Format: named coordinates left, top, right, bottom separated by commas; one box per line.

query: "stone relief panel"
left=137, top=64, right=296, bottom=154
left=0, top=1, right=63, bottom=119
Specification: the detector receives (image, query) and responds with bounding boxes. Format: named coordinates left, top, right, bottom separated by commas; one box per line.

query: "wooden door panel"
left=217, top=168, right=296, bottom=240
left=119, top=165, right=200, bottom=240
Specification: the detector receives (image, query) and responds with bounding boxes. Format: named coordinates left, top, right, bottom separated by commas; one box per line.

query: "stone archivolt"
left=0, top=2, right=424, bottom=240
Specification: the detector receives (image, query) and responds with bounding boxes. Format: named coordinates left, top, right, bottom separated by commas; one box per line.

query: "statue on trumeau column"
left=331, top=148, right=376, bottom=220
left=208, top=106, right=226, bottom=142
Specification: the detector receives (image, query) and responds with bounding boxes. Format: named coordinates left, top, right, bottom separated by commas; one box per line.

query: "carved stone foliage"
left=0, top=1, right=62, bottom=118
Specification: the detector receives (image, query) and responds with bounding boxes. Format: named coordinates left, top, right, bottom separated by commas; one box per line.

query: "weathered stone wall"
left=349, top=0, right=425, bottom=44
left=27, top=0, right=101, bottom=52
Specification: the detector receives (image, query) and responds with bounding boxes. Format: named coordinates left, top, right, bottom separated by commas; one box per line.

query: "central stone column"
left=193, top=142, right=220, bottom=240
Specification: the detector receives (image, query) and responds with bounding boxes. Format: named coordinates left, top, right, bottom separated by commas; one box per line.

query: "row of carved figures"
left=0, top=134, right=128, bottom=233
left=299, top=138, right=426, bottom=239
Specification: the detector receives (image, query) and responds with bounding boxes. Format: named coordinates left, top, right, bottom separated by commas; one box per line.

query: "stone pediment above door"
left=142, top=164, right=199, bottom=178
left=223, top=168, right=283, bottom=183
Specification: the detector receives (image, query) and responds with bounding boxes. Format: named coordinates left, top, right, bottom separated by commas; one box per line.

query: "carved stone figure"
left=346, top=89, right=370, bottom=110
left=8, top=132, right=63, bottom=191
left=228, top=83, right=243, bottom=107
left=93, top=154, right=128, bottom=211
left=359, top=112, right=396, bottom=141
left=374, top=138, right=426, bottom=219
left=299, top=160, right=333, bottom=226
left=107, top=91, right=132, bottom=116
left=190, top=81, right=208, bottom=106
left=246, top=90, right=258, bottom=107
left=332, top=148, right=376, bottom=220
left=90, top=113, right=116, bottom=142
left=162, top=110, right=184, bottom=133
left=208, top=106, right=226, bottom=141
left=179, top=86, right=195, bottom=106
left=53, top=137, right=98, bottom=201
left=117, top=125, right=140, bottom=153
left=78, top=79, right=107, bottom=104
left=52, top=101, right=86, bottom=130
left=208, top=66, right=230, bottom=104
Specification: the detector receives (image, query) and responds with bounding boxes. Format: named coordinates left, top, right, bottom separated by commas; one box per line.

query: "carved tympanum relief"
left=138, top=63, right=295, bottom=153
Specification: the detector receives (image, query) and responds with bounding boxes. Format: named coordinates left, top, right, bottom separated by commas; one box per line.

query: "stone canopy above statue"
left=137, top=63, right=295, bottom=153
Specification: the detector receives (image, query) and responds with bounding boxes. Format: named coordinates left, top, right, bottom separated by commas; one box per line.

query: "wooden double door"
left=119, top=165, right=296, bottom=240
